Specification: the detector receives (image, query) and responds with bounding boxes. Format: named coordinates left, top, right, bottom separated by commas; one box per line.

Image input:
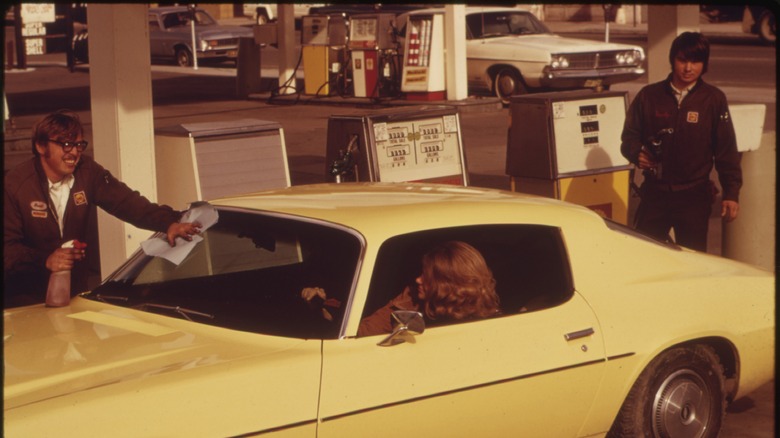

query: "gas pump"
left=401, top=12, right=445, bottom=101
left=348, top=13, right=399, bottom=99
left=506, top=90, right=631, bottom=223
left=326, top=106, right=468, bottom=185
left=301, top=14, right=347, bottom=96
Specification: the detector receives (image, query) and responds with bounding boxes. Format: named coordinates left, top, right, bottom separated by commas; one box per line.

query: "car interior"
left=363, top=224, right=575, bottom=329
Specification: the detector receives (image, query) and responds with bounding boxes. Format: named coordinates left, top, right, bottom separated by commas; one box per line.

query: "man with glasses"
left=4, top=110, right=201, bottom=307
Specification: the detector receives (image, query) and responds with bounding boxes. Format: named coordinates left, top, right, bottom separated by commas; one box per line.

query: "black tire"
left=176, top=47, right=193, bottom=67
left=493, top=68, right=527, bottom=105
left=607, top=345, right=726, bottom=438
left=757, top=10, right=776, bottom=45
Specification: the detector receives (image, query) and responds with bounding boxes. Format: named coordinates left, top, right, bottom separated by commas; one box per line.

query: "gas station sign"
left=20, top=3, right=55, bottom=56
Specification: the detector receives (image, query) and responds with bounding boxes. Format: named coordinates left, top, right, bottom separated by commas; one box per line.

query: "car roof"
left=210, top=183, right=602, bottom=237
left=403, top=6, right=531, bottom=16
left=149, top=6, right=202, bottom=14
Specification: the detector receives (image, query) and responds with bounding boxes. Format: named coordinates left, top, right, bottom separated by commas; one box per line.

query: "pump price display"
left=551, top=95, right=629, bottom=174
left=373, top=115, right=463, bottom=182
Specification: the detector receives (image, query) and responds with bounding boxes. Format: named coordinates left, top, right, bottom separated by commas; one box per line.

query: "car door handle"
left=564, top=327, right=595, bottom=341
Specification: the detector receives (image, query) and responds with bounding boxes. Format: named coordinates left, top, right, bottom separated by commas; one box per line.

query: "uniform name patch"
left=32, top=210, right=48, bottom=218
left=73, top=191, right=87, bottom=205
left=687, top=111, right=699, bottom=123
left=31, top=201, right=47, bottom=210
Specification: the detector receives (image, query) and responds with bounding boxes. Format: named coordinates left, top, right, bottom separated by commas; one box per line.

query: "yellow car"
left=4, top=183, right=774, bottom=437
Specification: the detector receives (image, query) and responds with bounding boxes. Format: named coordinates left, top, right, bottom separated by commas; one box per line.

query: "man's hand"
left=722, top=200, right=739, bottom=222
left=637, top=149, right=658, bottom=170
left=46, top=247, right=85, bottom=272
left=166, top=222, right=201, bottom=246
left=301, top=287, right=327, bottom=302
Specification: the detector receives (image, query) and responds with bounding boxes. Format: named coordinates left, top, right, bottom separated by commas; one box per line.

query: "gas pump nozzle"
left=329, top=135, right=360, bottom=183
left=643, top=128, right=673, bottom=179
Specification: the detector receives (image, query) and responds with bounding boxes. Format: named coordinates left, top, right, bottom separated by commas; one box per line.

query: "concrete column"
left=444, top=4, right=468, bottom=101
left=722, top=131, right=775, bottom=271
left=277, top=4, right=297, bottom=94
left=646, top=5, right=699, bottom=83
left=87, top=4, right=158, bottom=276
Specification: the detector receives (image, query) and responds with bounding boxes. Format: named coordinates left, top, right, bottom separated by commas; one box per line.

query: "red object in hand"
left=72, top=240, right=87, bottom=250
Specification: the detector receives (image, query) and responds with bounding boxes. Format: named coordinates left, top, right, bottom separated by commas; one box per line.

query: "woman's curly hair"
left=419, top=241, right=500, bottom=321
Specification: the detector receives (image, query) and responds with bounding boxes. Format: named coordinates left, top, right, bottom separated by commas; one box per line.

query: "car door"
left=318, top=294, right=605, bottom=437
left=317, top=225, right=607, bottom=437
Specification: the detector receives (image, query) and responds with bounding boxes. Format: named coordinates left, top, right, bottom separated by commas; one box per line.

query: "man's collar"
left=48, top=173, right=75, bottom=189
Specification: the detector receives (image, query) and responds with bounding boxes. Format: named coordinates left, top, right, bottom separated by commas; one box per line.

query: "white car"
left=397, top=7, right=646, bottom=104
left=243, top=3, right=322, bottom=25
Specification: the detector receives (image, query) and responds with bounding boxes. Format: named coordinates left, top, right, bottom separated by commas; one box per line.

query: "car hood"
left=194, top=25, right=253, bottom=38
left=3, top=297, right=309, bottom=410
left=473, top=34, right=640, bottom=54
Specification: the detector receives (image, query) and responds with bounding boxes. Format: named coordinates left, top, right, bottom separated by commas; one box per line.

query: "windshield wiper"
left=133, top=303, right=215, bottom=321
left=93, top=294, right=130, bottom=303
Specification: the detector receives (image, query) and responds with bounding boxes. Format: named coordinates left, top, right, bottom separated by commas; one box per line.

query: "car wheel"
left=494, top=68, right=527, bottom=105
left=758, top=10, right=776, bottom=45
left=176, top=47, right=193, bottom=67
left=607, top=345, right=726, bottom=438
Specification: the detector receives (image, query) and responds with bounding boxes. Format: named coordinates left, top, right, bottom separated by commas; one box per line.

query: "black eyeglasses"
left=49, top=139, right=89, bottom=153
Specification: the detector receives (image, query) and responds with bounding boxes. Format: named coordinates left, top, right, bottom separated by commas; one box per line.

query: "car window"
left=467, top=11, right=550, bottom=39
left=363, top=224, right=575, bottom=329
left=85, top=208, right=362, bottom=339
left=160, top=11, right=216, bottom=29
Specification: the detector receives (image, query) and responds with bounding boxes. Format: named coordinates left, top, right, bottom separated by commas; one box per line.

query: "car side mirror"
left=377, top=310, right=425, bottom=347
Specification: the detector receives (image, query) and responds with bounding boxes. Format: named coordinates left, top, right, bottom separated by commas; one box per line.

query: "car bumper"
left=198, top=48, right=239, bottom=59
left=539, top=67, right=645, bottom=88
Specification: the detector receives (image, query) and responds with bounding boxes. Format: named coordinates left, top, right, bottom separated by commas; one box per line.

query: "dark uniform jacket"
left=621, top=74, right=742, bottom=201
left=4, top=155, right=182, bottom=305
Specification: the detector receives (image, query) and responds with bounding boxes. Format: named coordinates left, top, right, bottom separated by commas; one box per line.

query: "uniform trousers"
left=634, top=181, right=713, bottom=252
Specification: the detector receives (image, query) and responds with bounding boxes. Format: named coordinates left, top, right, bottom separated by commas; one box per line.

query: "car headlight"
left=616, top=50, right=642, bottom=65
left=550, top=55, right=569, bottom=69
left=200, top=39, right=209, bottom=51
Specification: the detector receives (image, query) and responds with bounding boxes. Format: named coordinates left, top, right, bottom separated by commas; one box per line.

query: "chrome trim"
left=564, top=327, right=595, bottom=341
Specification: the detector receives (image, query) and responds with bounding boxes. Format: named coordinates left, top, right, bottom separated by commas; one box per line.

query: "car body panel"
left=4, top=298, right=322, bottom=437
left=3, top=183, right=773, bottom=437
left=318, top=292, right=606, bottom=437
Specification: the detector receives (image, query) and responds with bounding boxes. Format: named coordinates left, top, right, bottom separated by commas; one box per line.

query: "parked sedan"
left=149, top=6, right=252, bottom=66
left=72, top=6, right=253, bottom=66
left=4, top=183, right=773, bottom=437
left=397, top=7, right=646, bottom=104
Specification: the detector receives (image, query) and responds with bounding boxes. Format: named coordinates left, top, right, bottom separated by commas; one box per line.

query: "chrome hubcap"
left=652, top=369, right=711, bottom=438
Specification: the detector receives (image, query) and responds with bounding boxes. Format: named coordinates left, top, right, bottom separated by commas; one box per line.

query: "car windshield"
left=466, top=11, right=551, bottom=39
left=84, top=208, right=363, bottom=339
left=161, top=10, right=216, bottom=29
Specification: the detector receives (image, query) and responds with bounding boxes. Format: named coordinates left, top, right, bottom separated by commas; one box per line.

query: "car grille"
left=564, top=51, right=639, bottom=69
left=212, top=38, right=239, bottom=48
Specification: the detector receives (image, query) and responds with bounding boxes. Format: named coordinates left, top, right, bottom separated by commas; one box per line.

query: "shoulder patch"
left=686, top=111, right=699, bottom=123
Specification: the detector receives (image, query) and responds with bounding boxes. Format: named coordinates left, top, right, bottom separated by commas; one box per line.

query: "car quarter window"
left=465, top=14, right=483, bottom=38
left=87, top=209, right=362, bottom=339
left=363, top=225, right=575, bottom=326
